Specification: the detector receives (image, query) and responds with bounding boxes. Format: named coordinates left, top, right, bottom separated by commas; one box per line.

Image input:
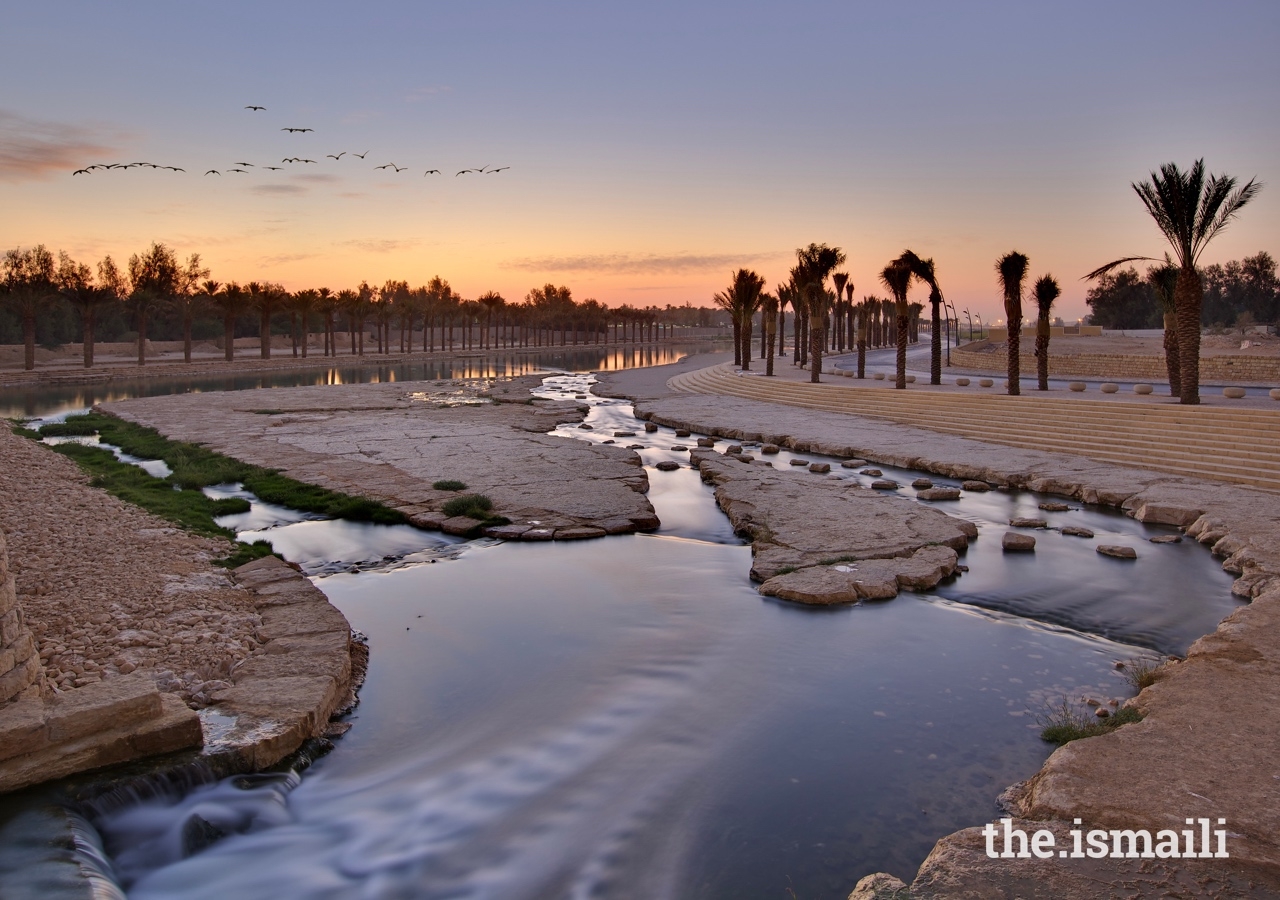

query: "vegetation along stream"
left=2, top=360, right=1241, bottom=898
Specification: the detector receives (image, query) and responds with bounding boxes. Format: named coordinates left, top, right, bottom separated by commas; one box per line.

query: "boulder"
left=1061, top=526, right=1095, bottom=538
left=861, top=468, right=883, bottom=476
left=1038, top=502, right=1071, bottom=512
left=671, top=445, right=688, bottom=452
left=1097, top=544, right=1137, bottom=559
left=841, top=459, right=867, bottom=468
left=912, top=478, right=934, bottom=489
left=961, top=480, right=991, bottom=492
left=654, top=461, right=681, bottom=471
left=1149, top=534, right=1182, bottom=544
left=916, top=487, right=961, bottom=501
left=757, top=545, right=958, bottom=605
left=674, top=429, right=691, bottom=437
left=1010, top=517, right=1048, bottom=529
left=761, top=444, right=780, bottom=454
left=613, top=431, right=636, bottom=437
left=1003, top=532, right=1036, bottom=552
left=726, top=445, right=743, bottom=454
left=871, top=480, right=900, bottom=490
left=696, top=437, right=716, bottom=447
left=644, top=422, right=659, bottom=432
left=578, top=423, right=593, bottom=430
left=789, top=458, right=809, bottom=466
left=808, top=462, right=831, bottom=474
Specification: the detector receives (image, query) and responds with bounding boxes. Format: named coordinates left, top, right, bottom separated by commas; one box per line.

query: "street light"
left=962, top=308, right=972, bottom=342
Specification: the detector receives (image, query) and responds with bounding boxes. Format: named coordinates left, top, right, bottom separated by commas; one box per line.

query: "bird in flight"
left=352, top=151, right=369, bottom=159
left=327, top=152, right=346, bottom=160
left=245, top=105, right=266, bottom=111
left=375, top=163, right=405, bottom=171
left=264, top=166, right=282, bottom=171
left=455, top=169, right=473, bottom=176
left=283, top=157, right=299, bottom=163
left=205, top=170, right=221, bottom=175
left=234, top=161, right=254, bottom=167
left=424, top=169, right=440, bottom=175
left=300, top=158, right=317, bottom=164
left=486, top=167, right=510, bottom=173
left=165, top=166, right=185, bottom=172
left=227, top=168, right=247, bottom=173
left=72, top=168, right=90, bottom=175
left=86, top=164, right=109, bottom=171
left=282, top=127, right=314, bottom=133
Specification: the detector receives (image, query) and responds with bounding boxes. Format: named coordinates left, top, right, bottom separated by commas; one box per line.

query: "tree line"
left=0, top=243, right=729, bottom=370
left=1086, top=252, right=1278, bottom=331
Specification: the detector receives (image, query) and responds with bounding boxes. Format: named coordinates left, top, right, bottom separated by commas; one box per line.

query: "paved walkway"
left=668, top=357, right=1280, bottom=492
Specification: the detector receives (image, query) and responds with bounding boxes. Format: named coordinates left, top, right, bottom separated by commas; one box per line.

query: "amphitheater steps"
left=668, top=365, right=1280, bottom=492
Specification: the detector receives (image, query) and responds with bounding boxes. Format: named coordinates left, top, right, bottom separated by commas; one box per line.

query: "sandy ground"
left=0, top=426, right=262, bottom=707
left=973, top=330, right=1280, bottom=357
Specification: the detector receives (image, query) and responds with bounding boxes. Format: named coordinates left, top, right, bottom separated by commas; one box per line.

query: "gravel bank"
left=0, top=426, right=262, bottom=707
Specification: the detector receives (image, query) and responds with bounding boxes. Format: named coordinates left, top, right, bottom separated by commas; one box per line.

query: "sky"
left=2, top=0, right=1277, bottom=323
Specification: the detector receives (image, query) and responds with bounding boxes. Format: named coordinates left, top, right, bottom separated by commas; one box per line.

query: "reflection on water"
left=0, top=345, right=710, bottom=420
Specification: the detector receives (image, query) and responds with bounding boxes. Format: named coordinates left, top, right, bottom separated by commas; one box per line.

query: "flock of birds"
left=71, top=105, right=509, bottom=179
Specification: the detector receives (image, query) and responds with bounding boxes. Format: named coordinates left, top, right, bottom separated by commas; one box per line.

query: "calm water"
left=7, top=366, right=1242, bottom=897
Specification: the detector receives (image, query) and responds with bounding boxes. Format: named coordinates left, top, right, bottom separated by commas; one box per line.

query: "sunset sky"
left=2, top=1, right=1277, bottom=323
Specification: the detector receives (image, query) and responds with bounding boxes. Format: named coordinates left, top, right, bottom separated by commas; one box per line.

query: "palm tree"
left=127, top=242, right=182, bottom=366
left=996, top=251, right=1030, bottom=395
left=174, top=254, right=210, bottom=362
left=1147, top=260, right=1180, bottom=397
left=56, top=253, right=117, bottom=369
left=713, top=269, right=766, bottom=369
left=1084, top=160, right=1259, bottom=404
left=794, top=243, right=846, bottom=383
left=855, top=298, right=871, bottom=378
left=880, top=260, right=913, bottom=389
left=315, top=287, right=336, bottom=356
left=2, top=244, right=57, bottom=370
left=292, top=288, right=319, bottom=358
left=1032, top=275, right=1061, bottom=391
left=760, top=293, right=779, bottom=376
left=210, top=282, right=251, bottom=361
left=832, top=273, right=849, bottom=354
left=478, top=291, right=505, bottom=349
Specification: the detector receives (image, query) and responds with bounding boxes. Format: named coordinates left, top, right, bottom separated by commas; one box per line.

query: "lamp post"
left=962, top=308, right=972, bottom=342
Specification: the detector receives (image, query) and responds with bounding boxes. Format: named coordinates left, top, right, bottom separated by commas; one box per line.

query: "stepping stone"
left=1061, top=526, right=1095, bottom=538
left=841, top=459, right=867, bottom=468
left=671, top=445, right=688, bottom=452
left=614, top=431, right=636, bottom=437
left=644, top=422, right=659, bottom=432
left=871, top=480, right=899, bottom=490
left=696, top=438, right=716, bottom=447
left=1149, top=535, right=1182, bottom=544
left=674, top=429, right=691, bottom=437
left=808, top=462, right=831, bottom=474
left=726, top=445, right=743, bottom=454
left=912, top=478, right=934, bottom=489
left=1003, top=532, right=1036, bottom=552
left=602, top=439, right=615, bottom=444
left=1097, top=545, right=1137, bottom=559
left=761, top=444, right=780, bottom=454
left=578, top=424, right=593, bottom=430
left=861, top=468, right=883, bottom=476
left=1038, top=502, right=1071, bottom=512
left=655, top=461, right=680, bottom=471
left=1010, top=517, right=1048, bottom=529
left=916, top=487, right=961, bottom=501
left=736, top=454, right=755, bottom=462
left=962, top=480, right=991, bottom=492
left=789, top=459, right=809, bottom=466
left=626, top=444, right=645, bottom=450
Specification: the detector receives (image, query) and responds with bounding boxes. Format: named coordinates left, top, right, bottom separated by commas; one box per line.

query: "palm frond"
left=1082, top=256, right=1157, bottom=280
left=1193, top=177, right=1261, bottom=264
left=1033, top=275, right=1061, bottom=316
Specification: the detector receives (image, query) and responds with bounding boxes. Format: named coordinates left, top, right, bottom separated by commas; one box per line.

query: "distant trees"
left=2, top=244, right=57, bottom=370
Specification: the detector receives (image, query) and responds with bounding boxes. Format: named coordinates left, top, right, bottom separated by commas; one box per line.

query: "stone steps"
left=670, top=365, right=1280, bottom=492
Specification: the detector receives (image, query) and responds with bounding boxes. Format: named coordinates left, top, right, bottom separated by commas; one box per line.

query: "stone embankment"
left=690, top=449, right=973, bottom=602
left=952, top=340, right=1280, bottom=384
left=628, top=391, right=1280, bottom=896
left=102, top=375, right=659, bottom=540
left=0, top=426, right=357, bottom=791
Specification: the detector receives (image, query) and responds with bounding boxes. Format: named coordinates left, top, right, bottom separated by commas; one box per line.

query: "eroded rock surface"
left=690, top=449, right=974, bottom=599
left=103, top=376, right=658, bottom=539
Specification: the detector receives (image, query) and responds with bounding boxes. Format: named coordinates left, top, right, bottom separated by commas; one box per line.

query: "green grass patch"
left=43, top=412, right=406, bottom=523
left=432, top=479, right=468, bottom=491
left=8, top=420, right=42, bottom=440
left=1038, top=697, right=1143, bottom=746
left=442, top=493, right=493, bottom=518
left=1117, top=656, right=1166, bottom=691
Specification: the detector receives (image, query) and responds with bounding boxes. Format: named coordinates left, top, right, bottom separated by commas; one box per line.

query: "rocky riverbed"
left=0, top=425, right=260, bottom=707
left=101, top=375, right=659, bottom=539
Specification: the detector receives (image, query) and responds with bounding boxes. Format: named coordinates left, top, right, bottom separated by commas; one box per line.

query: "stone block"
left=44, top=672, right=162, bottom=743
left=257, top=601, right=351, bottom=641
left=0, top=576, right=15, bottom=615
left=0, top=695, right=49, bottom=762
left=129, top=694, right=203, bottom=756
left=0, top=655, right=40, bottom=705
left=0, top=610, right=23, bottom=647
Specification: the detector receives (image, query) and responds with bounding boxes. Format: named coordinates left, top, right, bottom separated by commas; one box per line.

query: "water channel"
left=1, top=352, right=1242, bottom=898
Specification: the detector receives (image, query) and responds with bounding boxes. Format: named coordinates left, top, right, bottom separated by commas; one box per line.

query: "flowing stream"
left=1, top=360, right=1242, bottom=898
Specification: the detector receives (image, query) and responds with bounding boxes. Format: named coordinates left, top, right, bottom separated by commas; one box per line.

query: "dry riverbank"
left=596, top=361, right=1280, bottom=897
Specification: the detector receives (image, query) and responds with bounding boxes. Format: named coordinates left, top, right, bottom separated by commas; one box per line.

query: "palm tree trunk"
left=895, top=309, right=908, bottom=389
left=742, top=314, right=752, bottom=371
left=1162, top=311, right=1181, bottom=398
left=1036, top=316, right=1050, bottom=391
left=766, top=320, right=776, bottom=376
left=731, top=318, right=742, bottom=367
left=184, top=309, right=194, bottom=363
left=1007, top=319, right=1021, bottom=396
left=137, top=310, right=147, bottom=366
left=224, top=314, right=236, bottom=361
left=83, top=308, right=96, bottom=368
left=809, top=320, right=823, bottom=383
left=22, top=310, right=35, bottom=371
left=1175, top=266, right=1202, bottom=404
left=930, top=298, right=942, bottom=385
left=777, top=309, right=785, bottom=356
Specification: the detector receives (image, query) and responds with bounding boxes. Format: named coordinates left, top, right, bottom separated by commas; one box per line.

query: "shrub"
left=1038, top=697, right=1143, bottom=746
left=1117, top=656, right=1166, bottom=691
left=442, top=494, right=494, bottom=519
left=433, top=480, right=468, bottom=491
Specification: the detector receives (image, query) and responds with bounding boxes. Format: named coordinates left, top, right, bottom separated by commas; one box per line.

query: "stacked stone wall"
left=951, top=343, right=1280, bottom=384
left=0, top=531, right=41, bottom=703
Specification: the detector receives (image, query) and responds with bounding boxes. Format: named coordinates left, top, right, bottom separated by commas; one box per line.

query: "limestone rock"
left=1010, top=517, right=1048, bottom=528
left=1097, top=544, right=1137, bottom=559
left=789, top=459, right=808, bottom=466
left=674, top=429, right=691, bottom=437
left=808, top=462, right=831, bottom=474
left=871, top=480, right=899, bottom=491
left=916, top=487, right=960, bottom=501
left=860, top=468, right=883, bottom=476
left=655, top=461, right=681, bottom=472
left=1061, top=526, right=1095, bottom=538
left=696, top=438, right=716, bottom=447
left=758, top=546, right=958, bottom=605
left=1149, top=534, right=1182, bottom=544
left=912, top=478, right=933, bottom=489
left=1002, top=532, right=1036, bottom=552
left=840, top=459, right=867, bottom=468
left=644, top=422, right=658, bottom=432
left=761, top=444, right=780, bottom=454
left=1038, top=501, right=1071, bottom=512
left=961, top=480, right=991, bottom=492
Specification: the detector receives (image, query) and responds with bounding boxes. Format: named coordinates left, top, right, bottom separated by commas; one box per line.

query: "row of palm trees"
left=1, top=245, right=719, bottom=370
